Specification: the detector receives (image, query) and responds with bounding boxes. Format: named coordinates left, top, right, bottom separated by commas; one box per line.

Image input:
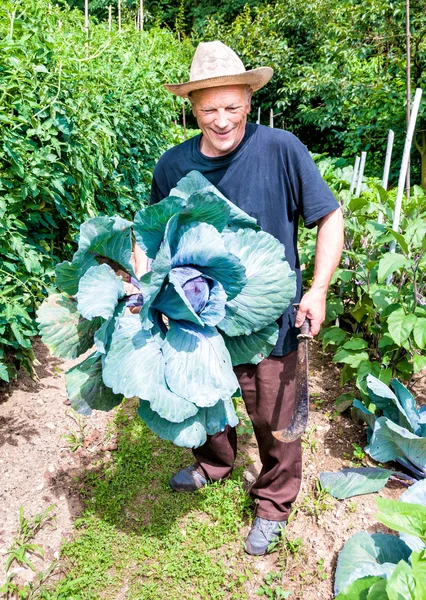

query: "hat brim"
left=164, top=67, right=273, bottom=98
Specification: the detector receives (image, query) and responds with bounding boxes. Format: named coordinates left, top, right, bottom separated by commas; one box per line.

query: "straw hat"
left=164, top=41, right=273, bottom=98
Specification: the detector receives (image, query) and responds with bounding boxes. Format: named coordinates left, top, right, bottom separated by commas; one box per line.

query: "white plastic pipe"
left=257, top=107, right=260, bottom=125
left=378, top=130, right=394, bottom=224
left=355, top=151, right=367, bottom=197
left=390, top=87, right=423, bottom=251
left=350, top=156, right=360, bottom=194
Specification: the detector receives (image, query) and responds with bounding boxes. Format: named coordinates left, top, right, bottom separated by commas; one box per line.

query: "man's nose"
left=214, top=109, right=229, bottom=129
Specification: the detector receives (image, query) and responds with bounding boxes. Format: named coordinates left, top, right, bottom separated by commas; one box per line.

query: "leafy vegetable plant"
left=334, top=479, right=426, bottom=599
left=37, top=171, right=296, bottom=448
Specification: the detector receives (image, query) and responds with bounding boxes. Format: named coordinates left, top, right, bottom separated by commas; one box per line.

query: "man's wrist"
left=309, top=282, right=328, bottom=297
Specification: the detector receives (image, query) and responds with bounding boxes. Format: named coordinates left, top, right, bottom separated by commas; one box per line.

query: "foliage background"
left=0, top=0, right=191, bottom=380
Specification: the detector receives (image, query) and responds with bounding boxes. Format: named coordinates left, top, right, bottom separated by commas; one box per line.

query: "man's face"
left=190, top=85, right=252, bottom=158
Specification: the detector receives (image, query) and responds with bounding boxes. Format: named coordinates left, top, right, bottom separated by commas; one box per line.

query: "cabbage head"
left=37, top=171, right=296, bottom=448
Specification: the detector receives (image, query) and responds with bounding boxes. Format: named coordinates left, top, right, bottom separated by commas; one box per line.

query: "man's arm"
left=295, top=208, right=344, bottom=336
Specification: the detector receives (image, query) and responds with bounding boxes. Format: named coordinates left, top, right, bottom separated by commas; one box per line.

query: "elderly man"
left=143, top=41, right=343, bottom=555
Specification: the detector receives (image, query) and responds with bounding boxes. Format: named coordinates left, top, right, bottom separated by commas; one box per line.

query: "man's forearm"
left=295, top=208, right=344, bottom=334
left=311, top=208, right=344, bottom=295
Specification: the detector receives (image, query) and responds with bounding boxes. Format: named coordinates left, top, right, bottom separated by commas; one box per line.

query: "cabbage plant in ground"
left=333, top=479, right=426, bottom=599
left=36, top=171, right=296, bottom=448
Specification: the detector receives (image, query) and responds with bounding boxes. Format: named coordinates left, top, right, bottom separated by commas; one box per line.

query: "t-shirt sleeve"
left=288, top=138, right=340, bottom=228
left=150, top=159, right=170, bottom=205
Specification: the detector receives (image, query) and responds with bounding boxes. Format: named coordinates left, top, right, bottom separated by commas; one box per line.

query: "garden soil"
left=1, top=339, right=425, bottom=599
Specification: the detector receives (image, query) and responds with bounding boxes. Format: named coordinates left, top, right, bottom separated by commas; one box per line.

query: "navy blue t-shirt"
left=150, top=123, right=339, bottom=356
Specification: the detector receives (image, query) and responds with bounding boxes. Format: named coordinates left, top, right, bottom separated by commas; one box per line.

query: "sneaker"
left=244, top=517, right=286, bottom=556
left=169, top=465, right=207, bottom=492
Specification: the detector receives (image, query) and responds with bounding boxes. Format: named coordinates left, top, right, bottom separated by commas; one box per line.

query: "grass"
left=49, top=399, right=257, bottom=599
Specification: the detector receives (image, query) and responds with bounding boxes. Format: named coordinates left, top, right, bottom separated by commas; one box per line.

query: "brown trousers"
left=193, top=351, right=302, bottom=521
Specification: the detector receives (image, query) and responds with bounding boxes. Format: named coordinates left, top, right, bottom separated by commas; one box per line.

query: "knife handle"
left=297, top=318, right=313, bottom=340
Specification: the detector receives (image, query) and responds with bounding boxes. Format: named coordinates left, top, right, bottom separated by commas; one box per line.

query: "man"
left=146, top=41, right=343, bottom=555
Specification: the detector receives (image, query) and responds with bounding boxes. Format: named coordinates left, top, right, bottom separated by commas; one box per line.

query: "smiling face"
left=190, top=85, right=252, bottom=158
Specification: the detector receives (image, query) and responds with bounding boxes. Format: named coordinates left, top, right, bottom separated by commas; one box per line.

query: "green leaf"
left=320, top=468, right=393, bottom=500
left=0, top=360, right=9, bottom=382
left=335, top=393, right=355, bottom=412
left=103, top=315, right=198, bottom=423
left=76, top=264, right=125, bottom=320
left=37, top=294, right=102, bottom=359
left=365, top=375, right=416, bottom=432
left=333, top=349, right=370, bottom=368
left=218, top=228, right=296, bottom=336
left=376, top=497, right=426, bottom=543
left=170, top=170, right=259, bottom=230
left=413, top=319, right=426, bottom=349
left=387, top=310, right=417, bottom=345
left=413, top=355, right=426, bottom=375
left=222, top=322, right=279, bottom=366
left=321, top=326, right=349, bottom=349
left=343, top=338, right=368, bottom=350
left=385, top=559, right=416, bottom=600
left=65, top=352, right=123, bottom=415
left=55, top=254, right=98, bottom=296
left=377, top=253, right=411, bottom=283
left=133, top=196, right=185, bottom=258
left=336, top=577, right=383, bottom=599
left=162, top=320, right=239, bottom=408
left=366, top=579, right=389, bottom=599
left=411, top=550, right=426, bottom=600
left=366, top=417, right=426, bottom=475
left=399, top=480, right=426, bottom=552
left=334, top=531, right=410, bottom=596
left=385, top=230, right=409, bottom=255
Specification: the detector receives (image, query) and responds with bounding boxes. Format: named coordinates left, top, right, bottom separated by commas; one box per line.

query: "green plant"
left=0, top=0, right=192, bottom=382
left=301, top=425, right=318, bottom=453
left=5, top=506, right=55, bottom=572
left=62, top=409, right=87, bottom=451
left=256, top=571, right=293, bottom=599
left=351, top=443, right=365, bottom=463
left=334, top=479, right=426, bottom=599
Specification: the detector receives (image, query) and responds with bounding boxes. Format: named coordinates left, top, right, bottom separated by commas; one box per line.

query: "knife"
left=272, top=315, right=312, bottom=443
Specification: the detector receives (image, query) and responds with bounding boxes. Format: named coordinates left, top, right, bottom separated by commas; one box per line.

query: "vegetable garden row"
left=1, top=1, right=426, bottom=599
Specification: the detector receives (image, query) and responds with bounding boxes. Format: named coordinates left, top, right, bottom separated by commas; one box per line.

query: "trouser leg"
left=192, top=425, right=237, bottom=481
left=234, top=351, right=302, bottom=522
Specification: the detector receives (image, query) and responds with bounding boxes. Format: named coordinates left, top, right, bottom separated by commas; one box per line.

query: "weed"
left=351, top=443, right=365, bottom=462
left=256, top=571, right=293, bottom=599
left=297, top=558, right=328, bottom=586
left=347, top=500, right=358, bottom=513
left=5, top=506, right=55, bottom=572
left=236, top=410, right=254, bottom=437
left=301, top=425, right=318, bottom=453
left=62, top=409, right=86, bottom=451
left=311, top=392, right=325, bottom=409
left=295, top=480, right=334, bottom=521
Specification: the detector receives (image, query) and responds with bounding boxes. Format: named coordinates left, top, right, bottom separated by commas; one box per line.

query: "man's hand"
left=295, top=289, right=326, bottom=336
left=295, top=208, right=344, bottom=336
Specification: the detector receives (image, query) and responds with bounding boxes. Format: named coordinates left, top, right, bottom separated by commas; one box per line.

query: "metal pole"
left=349, top=156, right=360, bottom=194
left=257, top=107, right=260, bottom=125
left=140, top=0, right=144, bottom=30
left=269, top=109, right=274, bottom=128
left=391, top=88, right=423, bottom=250
left=118, top=0, right=121, bottom=33
left=108, top=5, right=112, bottom=32
left=406, top=0, right=411, bottom=199
left=355, top=152, right=367, bottom=197
left=378, top=130, right=394, bottom=224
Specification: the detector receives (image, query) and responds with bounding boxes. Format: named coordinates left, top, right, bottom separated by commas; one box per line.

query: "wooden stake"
left=378, top=130, right=394, bottom=224
left=108, top=5, right=112, bottom=32
left=118, top=0, right=121, bottom=33
left=391, top=88, right=423, bottom=250
left=406, top=0, right=411, bottom=199
left=349, top=156, right=360, bottom=194
left=355, top=152, right=367, bottom=197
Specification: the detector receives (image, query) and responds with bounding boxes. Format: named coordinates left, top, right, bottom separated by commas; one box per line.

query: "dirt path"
left=1, top=339, right=425, bottom=598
